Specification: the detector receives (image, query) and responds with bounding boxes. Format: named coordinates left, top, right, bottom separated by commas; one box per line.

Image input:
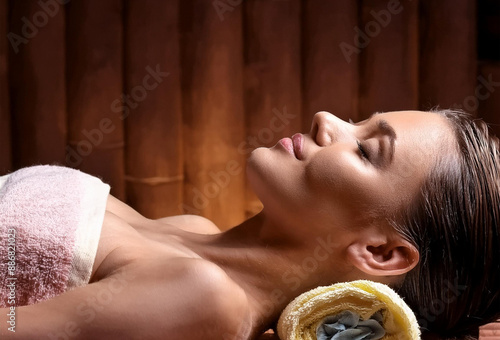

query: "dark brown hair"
left=395, top=109, right=500, bottom=339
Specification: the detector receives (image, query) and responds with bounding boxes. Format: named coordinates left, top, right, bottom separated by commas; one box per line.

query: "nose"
left=310, top=111, right=353, bottom=146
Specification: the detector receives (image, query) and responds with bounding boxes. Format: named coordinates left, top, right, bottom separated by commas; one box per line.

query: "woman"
left=0, top=109, right=498, bottom=339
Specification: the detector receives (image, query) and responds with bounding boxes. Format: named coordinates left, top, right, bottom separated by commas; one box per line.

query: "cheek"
left=304, top=148, right=386, bottom=208
left=381, top=157, right=428, bottom=207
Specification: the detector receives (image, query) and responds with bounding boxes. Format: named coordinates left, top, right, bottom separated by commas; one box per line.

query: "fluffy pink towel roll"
left=0, top=165, right=110, bottom=307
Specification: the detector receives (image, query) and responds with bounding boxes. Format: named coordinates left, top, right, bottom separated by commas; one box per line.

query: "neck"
left=180, top=211, right=350, bottom=334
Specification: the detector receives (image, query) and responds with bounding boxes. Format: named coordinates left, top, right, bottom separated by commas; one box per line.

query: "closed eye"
left=357, top=140, right=369, bottom=160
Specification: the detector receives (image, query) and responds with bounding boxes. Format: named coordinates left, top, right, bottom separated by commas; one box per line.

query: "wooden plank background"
left=66, top=0, right=126, bottom=200
left=124, top=0, right=183, bottom=218
left=180, top=0, right=246, bottom=226
left=419, top=0, right=477, bottom=111
left=1, top=0, right=498, bottom=234
left=9, top=0, right=66, bottom=168
left=244, top=0, right=302, bottom=216
left=359, top=0, right=419, bottom=117
left=303, top=0, right=359, bottom=124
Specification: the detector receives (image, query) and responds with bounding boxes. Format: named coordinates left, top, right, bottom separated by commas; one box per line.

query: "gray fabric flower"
left=316, top=310, right=386, bottom=340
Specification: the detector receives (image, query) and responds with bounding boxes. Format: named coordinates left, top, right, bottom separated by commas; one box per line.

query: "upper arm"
left=0, top=280, right=136, bottom=339
left=0, top=260, right=249, bottom=340
left=195, top=264, right=252, bottom=340
left=150, top=259, right=251, bottom=339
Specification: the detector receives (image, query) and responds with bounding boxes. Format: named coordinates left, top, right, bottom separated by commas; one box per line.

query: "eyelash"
left=356, top=140, right=369, bottom=159
left=350, top=119, right=369, bottom=160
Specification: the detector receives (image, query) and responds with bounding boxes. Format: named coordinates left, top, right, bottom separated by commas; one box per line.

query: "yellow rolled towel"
left=277, top=280, right=420, bottom=340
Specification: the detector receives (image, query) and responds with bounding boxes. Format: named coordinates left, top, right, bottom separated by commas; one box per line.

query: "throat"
left=180, top=214, right=344, bottom=332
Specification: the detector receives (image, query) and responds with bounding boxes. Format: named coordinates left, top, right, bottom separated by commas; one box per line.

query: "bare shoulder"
left=156, top=214, right=221, bottom=234
left=175, top=259, right=251, bottom=336
left=105, top=194, right=221, bottom=235
left=135, top=257, right=252, bottom=339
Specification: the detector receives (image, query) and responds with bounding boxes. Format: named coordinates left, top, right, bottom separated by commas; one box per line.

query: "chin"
left=247, top=147, right=304, bottom=215
left=246, top=147, right=271, bottom=199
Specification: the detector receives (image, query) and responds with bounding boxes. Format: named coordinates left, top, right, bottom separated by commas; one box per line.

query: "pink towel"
left=0, top=165, right=110, bottom=307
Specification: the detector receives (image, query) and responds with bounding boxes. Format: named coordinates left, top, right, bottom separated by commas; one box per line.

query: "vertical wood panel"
left=244, top=0, right=302, bottom=216
left=180, top=0, right=246, bottom=229
left=359, top=0, right=419, bottom=118
left=419, top=0, right=477, bottom=111
left=66, top=0, right=125, bottom=200
left=8, top=0, right=66, bottom=167
left=124, top=0, right=183, bottom=218
left=303, top=0, right=359, bottom=126
left=0, top=0, right=10, bottom=174
left=478, top=62, right=500, bottom=138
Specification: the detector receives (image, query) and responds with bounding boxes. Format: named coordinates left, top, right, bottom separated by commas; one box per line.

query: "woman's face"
left=247, top=110, right=455, bottom=234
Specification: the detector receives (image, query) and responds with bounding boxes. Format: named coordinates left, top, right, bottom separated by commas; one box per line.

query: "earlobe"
left=346, top=238, right=419, bottom=277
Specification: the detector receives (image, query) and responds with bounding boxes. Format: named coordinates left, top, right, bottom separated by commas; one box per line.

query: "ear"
left=346, top=235, right=419, bottom=276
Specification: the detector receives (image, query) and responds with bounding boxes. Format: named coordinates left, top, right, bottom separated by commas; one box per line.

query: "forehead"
left=377, top=110, right=448, bottom=128
left=376, top=110, right=455, bottom=202
left=377, top=110, right=453, bottom=143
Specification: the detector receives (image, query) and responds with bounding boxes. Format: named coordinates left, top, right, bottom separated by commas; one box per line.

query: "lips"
left=292, top=133, right=304, bottom=160
left=278, top=133, right=304, bottom=159
left=278, top=137, right=294, bottom=157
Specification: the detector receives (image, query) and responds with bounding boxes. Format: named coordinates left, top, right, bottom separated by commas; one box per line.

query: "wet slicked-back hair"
left=394, top=109, right=500, bottom=339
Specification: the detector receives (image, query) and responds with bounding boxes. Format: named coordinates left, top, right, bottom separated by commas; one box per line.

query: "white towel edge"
left=66, top=175, right=110, bottom=290
left=0, top=174, right=11, bottom=191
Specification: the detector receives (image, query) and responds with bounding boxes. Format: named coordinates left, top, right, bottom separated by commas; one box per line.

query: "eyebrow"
left=376, top=119, right=397, bottom=162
